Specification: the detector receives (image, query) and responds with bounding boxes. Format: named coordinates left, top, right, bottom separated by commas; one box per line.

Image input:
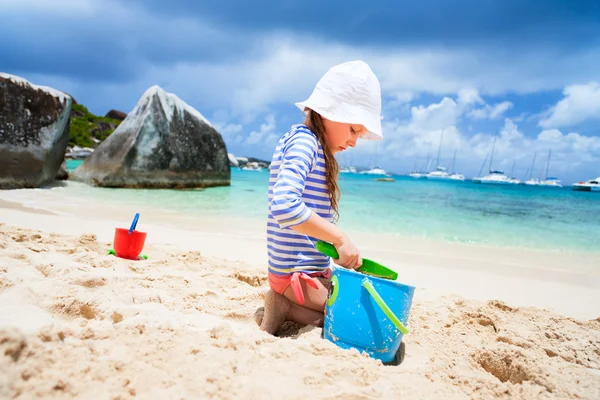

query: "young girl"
left=259, top=60, right=383, bottom=335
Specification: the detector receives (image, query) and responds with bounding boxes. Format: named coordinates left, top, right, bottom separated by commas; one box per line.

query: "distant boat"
left=538, top=150, right=563, bottom=188
left=426, top=166, right=450, bottom=180
left=409, top=153, right=430, bottom=179
left=524, top=178, right=540, bottom=186
left=523, top=152, right=540, bottom=186
left=241, top=162, right=263, bottom=171
left=340, top=166, right=357, bottom=174
left=572, top=177, right=600, bottom=192
left=472, top=136, right=520, bottom=185
left=426, top=150, right=465, bottom=181
left=473, top=170, right=519, bottom=185
left=359, top=166, right=388, bottom=176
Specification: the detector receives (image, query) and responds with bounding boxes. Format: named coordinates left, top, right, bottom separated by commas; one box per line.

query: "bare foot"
left=259, top=290, right=290, bottom=335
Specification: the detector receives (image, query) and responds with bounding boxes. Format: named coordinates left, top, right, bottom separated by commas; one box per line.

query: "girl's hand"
left=334, top=236, right=362, bottom=270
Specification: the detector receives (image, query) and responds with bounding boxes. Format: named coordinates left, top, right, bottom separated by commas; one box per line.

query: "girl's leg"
left=259, top=274, right=331, bottom=335
left=259, top=290, right=325, bottom=335
left=283, top=275, right=330, bottom=313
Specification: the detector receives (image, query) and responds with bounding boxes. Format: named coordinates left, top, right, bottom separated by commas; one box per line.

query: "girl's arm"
left=290, top=213, right=362, bottom=270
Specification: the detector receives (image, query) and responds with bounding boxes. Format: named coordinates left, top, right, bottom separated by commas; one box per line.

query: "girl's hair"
left=306, top=109, right=340, bottom=222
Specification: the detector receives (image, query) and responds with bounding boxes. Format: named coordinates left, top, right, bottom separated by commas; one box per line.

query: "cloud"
left=3, top=0, right=600, bottom=118
left=539, top=82, right=600, bottom=128
left=238, top=114, right=279, bottom=150
left=468, top=101, right=513, bottom=119
left=353, top=93, right=600, bottom=182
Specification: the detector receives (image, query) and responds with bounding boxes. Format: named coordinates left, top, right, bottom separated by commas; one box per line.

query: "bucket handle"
left=362, top=279, right=409, bottom=334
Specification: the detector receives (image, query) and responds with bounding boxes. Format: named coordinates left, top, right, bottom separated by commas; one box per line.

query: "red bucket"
left=113, top=228, right=147, bottom=260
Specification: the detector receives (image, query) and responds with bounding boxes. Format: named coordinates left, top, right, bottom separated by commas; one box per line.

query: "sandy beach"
left=1, top=197, right=600, bottom=399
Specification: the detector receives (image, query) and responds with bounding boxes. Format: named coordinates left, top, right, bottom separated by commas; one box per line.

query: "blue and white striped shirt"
left=267, top=124, right=333, bottom=276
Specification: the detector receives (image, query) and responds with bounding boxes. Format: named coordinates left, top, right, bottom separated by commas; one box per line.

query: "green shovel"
left=315, top=241, right=398, bottom=280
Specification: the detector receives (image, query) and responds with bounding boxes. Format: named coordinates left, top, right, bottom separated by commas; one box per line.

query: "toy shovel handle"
left=362, top=279, right=409, bottom=334
left=129, top=213, right=140, bottom=234
left=315, top=241, right=340, bottom=258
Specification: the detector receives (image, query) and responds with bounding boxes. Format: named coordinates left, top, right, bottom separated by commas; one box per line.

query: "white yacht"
left=424, top=131, right=466, bottom=181
left=359, top=167, right=388, bottom=176
left=524, top=178, right=540, bottom=186
left=523, top=153, right=539, bottom=186
left=472, top=137, right=520, bottom=185
left=409, top=153, right=431, bottom=179
left=572, top=177, right=600, bottom=192
left=539, top=177, right=563, bottom=188
left=449, top=172, right=466, bottom=181
left=408, top=172, right=427, bottom=179
left=241, top=162, right=263, bottom=171
left=340, top=166, right=357, bottom=174
left=473, top=170, right=519, bottom=185
left=538, top=150, right=562, bottom=188
left=426, top=166, right=450, bottom=180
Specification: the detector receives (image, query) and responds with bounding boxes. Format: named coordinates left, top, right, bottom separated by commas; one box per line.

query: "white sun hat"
left=295, top=60, right=383, bottom=141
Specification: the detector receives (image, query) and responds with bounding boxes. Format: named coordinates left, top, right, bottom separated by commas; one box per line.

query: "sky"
left=2, top=0, right=600, bottom=183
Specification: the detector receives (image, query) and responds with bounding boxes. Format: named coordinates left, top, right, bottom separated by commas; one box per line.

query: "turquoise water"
left=64, top=160, right=600, bottom=253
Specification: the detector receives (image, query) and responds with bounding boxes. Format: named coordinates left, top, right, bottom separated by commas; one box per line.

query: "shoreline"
left=1, top=196, right=599, bottom=320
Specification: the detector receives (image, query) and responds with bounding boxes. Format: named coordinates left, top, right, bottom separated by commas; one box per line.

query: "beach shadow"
left=277, top=322, right=318, bottom=338
left=384, top=341, right=406, bottom=366
left=253, top=306, right=319, bottom=339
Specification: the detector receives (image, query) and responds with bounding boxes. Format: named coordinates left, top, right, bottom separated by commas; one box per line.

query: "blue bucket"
left=323, top=267, right=416, bottom=363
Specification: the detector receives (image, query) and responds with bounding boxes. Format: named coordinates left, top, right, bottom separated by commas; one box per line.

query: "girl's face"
left=322, top=117, right=368, bottom=154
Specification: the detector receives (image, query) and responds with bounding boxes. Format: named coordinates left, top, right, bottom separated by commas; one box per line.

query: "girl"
left=259, top=60, right=383, bottom=335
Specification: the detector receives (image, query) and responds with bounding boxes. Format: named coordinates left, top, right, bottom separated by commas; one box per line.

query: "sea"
left=52, top=160, right=600, bottom=254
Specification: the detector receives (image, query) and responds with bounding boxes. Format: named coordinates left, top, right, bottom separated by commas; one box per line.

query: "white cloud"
left=45, top=32, right=599, bottom=120
left=351, top=93, right=600, bottom=182
left=240, top=114, right=278, bottom=150
left=539, top=82, right=600, bottom=128
left=468, top=101, right=513, bottom=119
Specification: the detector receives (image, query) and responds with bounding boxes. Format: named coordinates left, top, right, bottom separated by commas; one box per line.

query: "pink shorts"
left=268, top=269, right=332, bottom=306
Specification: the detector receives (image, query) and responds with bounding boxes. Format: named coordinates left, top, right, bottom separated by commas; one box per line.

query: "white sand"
left=1, top=198, right=600, bottom=399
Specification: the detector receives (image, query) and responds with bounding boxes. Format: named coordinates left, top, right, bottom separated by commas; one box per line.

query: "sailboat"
left=472, top=136, right=520, bottom=185
left=339, top=154, right=357, bottom=174
left=426, top=130, right=450, bottom=180
left=448, top=150, right=465, bottom=181
left=409, top=152, right=431, bottom=178
left=523, top=153, right=540, bottom=186
left=425, top=130, right=466, bottom=181
left=538, top=150, right=562, bottom=188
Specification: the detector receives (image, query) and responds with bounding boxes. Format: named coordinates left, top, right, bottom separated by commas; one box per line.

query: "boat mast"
left=436, top=129, right=444, bottom=168
left=478, top=153, right=489, bottom=177
left=544, top=150, right=551, bottom=179
left=528, top=152, right=537, bottom=180
left=489, top=135, right=497, bottom=173
left=450, top=149, right=457, bottom=173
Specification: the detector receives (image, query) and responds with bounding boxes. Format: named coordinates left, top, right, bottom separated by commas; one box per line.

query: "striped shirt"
left=267, top=124, right=333, bottom=276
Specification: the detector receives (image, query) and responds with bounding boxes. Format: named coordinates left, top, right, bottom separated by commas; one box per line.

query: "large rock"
left=0, top=73, right=72, bottom=189
left=70, top=86, right=230, bottom=188
left=105, top=109, right=126, bottom=121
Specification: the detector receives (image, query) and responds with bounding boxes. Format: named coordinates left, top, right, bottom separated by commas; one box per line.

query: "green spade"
left=315, top=241, right=398, bottom=280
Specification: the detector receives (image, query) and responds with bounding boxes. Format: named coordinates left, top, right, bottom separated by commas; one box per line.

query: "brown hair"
left=306, top=109, right=340, bottom=222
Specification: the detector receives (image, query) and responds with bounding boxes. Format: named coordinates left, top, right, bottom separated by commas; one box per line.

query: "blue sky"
left=2, top=0, right=600, bottom=183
